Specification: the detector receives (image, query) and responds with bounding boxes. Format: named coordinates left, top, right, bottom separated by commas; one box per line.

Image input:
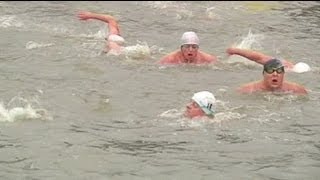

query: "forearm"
left=158, top=58, right=170, bottom=65
left=81, top=11, right=120, bottom=35
left=228, top=48, right=271, bottom=65
left=88, top=13, right=117, bottom=24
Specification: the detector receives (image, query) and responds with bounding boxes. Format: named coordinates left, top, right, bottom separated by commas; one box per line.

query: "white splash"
left=159, top=100, right=247, bottom=128
left=0, top=103, right=48, bottom=122
left=142, top=1, right=192, bottom=19
left=214, top=112, right=247, bottom=123
left=26, top=41, right=55, bottom=50
left=174, top=111, right=246, bottom=128
left=159, top=109, right=183, bottom=118
left=206, top=6, right=222, bottom=20
left=78, top=29, right=106, bottom=39
left=235, top=29, right=264, bottom=49
left=227, top=29, right=265, bottom=67
left=144, top=1, right=180, bottom=9
left=122, top=41, right=151, bottom=60
left=0, top=15, right=24, bottom=28
left=0, top=96, right=51, bottom=122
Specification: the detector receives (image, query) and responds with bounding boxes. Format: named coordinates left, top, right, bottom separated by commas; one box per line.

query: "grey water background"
left=0, top=1, right=320, bottom=179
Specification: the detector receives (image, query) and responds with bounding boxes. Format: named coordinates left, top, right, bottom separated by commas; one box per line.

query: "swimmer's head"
left=191, top=91, right=216, bottom=116
left=181, top=31, right=200, bottom=46
left=263, top=58, right=285, bottom=74
left=107, top=34, right=125, bottom=45
left=263, top=58, right=285, bottom=90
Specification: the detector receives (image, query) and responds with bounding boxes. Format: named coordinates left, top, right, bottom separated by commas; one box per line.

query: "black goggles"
left=263, top=66, right=285, bottom=74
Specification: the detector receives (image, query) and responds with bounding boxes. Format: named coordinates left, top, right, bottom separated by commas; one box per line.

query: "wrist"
left=227, top=48, right=236, bottom=55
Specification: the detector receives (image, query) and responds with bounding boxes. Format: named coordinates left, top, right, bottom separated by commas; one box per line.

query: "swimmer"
left=236, top=59, right=308, bottom=95
left=226, top=47, right=311, bottom=73
left=77, top=11, right=125, bottom=55
left=158, top=31, right=218, bottom=65
left=184, top=91, right=216, bottom=119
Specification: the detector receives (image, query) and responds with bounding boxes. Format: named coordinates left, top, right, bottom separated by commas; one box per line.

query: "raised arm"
left=226, top=47, right=272, bottom=65
left=227, top=47, right=295, bottom=69
left=77, top=11, right=120, bottom=35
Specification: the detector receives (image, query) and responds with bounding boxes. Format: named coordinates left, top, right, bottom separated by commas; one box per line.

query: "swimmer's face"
left=263, top=67, right=285, bottom=90
left=184, top=100, right=205, bottom=118
left=181, top=44, right=199, bottom=62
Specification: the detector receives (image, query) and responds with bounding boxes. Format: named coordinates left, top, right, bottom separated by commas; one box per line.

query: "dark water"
left=0, top=1, right=320, bottom=180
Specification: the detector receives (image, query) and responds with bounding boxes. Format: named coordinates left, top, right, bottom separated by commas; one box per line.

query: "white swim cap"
left=107, top=34, right=125, bottom=45
left=192, top=91, right=216, bottom=115
left=292, top=62, right=311, bottom=73
left=181, top=31, right=200, bottom=46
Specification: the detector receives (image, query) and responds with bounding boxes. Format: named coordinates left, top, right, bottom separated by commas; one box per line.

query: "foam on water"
left=159, top=109, right=183, bottom=119
left=0, top=15, right=24, bottom=28
left=107, top=41, right=151, bottom=60
left=123, top=41, right=151, bottom=60
left=144, top=1, right=184, bottom=10
left=262, top=93, right=307, bottom=103
left=78, top=29, right=106, bottom=39
left=206, top=7, right=220, bottom=20
left=26, top=41, right=55, bottom=50
left=0, top=96, right=51, bottom=122
left=142, top=1, right=192, bottom=20
left=159, top=99, right=247, bottom=128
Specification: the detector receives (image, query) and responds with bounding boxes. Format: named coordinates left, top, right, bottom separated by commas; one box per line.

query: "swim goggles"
left=181, top=44, right=199, bottom=49
left=264, top=66, right=285, bottom=74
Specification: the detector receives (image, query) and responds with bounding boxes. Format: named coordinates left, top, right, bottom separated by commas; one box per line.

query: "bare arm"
left=285, top=82, right=308, bottom=95
left=158, top=55, right=175, bottom=65
left=158, top=51, right=181, bottom=65
left=296, top=87, right=308, bottom=95
left=237, top=81, right=261, bottom=94
left=226, top=47, right=272, bottom=65
left=200, top=51, right=218, bottom=64
left=77, top=11, right=120, bottom=35
left=226, top=47, right=295, bottom=69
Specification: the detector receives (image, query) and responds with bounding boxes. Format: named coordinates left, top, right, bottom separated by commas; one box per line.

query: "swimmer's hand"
left=226, top=47, right=237, bottom=56
left=77, top=11, right=94, bottom=21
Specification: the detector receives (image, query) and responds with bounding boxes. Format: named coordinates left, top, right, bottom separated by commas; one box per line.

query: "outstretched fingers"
left=77, top=11, right=92, bottom=21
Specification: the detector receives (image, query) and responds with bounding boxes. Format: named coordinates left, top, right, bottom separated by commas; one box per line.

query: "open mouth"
left=188, top=53, right=193, bottom=56
left=272, top=79, right=278, bottom=83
